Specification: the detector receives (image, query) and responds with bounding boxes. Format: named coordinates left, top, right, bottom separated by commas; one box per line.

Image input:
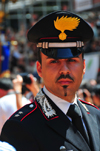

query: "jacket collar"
left=35, top=89, right=92, bottom=151
left=43, top=86, right=78, bottom=115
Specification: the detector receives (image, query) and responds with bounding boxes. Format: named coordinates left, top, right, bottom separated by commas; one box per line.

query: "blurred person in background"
left=10, top=41, right=26, bottom=74
left=89, top=79, right=97, bottom=86
left=24, top=74, right=40, bottom=100
left=77, top=88, right=93, bottom=104
left=18, top=73, right=40, bottom=102
left=77, top=79, right=96, bottom=104
left=0, top=77, right=30, bottom=133
left=12, top=75, right=30, bottom=109
left=91, top=84, right=100, bottom=109
left=0, top=78, right=13, bottom=98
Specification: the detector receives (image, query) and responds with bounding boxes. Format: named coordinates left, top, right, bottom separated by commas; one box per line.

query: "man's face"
left=37, top=52, right=85, bottom=102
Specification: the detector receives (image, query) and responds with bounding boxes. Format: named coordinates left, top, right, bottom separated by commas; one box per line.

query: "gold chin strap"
left=37, top=41, right=84, bottom=49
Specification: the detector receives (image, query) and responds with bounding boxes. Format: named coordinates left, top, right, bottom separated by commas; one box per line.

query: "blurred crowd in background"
left=0, top=0, right=100, bottom=134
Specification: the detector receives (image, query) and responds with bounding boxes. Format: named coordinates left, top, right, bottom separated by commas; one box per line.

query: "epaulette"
left=9, top=101, right=37, bottom=121
left=79, top=99, right=99, bottom=110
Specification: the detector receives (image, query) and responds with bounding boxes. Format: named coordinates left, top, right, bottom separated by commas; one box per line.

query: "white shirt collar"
left=43, top=86, right=78, bottom=115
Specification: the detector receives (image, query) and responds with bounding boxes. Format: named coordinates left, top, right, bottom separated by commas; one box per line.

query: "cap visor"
left=42, top=48, right=82, bottom=59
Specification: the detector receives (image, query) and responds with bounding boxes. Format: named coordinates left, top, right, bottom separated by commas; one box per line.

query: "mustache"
left=56, top=74, right=74, bottom=82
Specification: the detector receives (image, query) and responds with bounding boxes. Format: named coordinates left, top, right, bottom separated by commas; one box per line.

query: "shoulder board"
left=9, top=101, right=37, bottom=121
left=79, top=99, right=99, bottom=110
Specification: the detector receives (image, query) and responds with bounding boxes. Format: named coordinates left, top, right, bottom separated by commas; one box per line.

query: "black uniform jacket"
left=1, top=89, right=100, bottom=151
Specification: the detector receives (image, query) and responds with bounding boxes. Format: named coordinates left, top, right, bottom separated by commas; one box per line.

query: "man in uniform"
left=1, top=11, right=100, bottom=151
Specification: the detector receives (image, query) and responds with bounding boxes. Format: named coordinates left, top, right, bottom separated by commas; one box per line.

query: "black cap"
left=27, top=11, right=93, bottom=59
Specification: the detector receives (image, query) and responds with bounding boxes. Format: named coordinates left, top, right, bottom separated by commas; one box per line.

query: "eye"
left=50, top=59, right=58, bottom=63
left=68, top=59, right=76, bottom=62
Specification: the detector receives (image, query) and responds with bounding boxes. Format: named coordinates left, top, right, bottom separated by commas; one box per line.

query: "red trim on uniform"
left=37, top=102, right=59, bottom=121
left=20, top=101, right=37, bottom=122
left=79, top=99, right=99, bottom=110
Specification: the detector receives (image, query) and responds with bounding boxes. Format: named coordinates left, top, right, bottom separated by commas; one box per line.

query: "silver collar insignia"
left=35, top=90, right=57, bottom=118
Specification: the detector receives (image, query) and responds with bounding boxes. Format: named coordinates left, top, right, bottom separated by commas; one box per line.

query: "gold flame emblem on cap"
left=54, top=16, right=80, bottom=41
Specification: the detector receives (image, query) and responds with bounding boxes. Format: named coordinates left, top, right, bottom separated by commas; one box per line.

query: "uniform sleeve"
left=1, top=119, right=39, bottom=151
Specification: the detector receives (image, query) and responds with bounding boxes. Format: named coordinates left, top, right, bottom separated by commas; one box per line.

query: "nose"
left=59, top=60, right=70, bottom=75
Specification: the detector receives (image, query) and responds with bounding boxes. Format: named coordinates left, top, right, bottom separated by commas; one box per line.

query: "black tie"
left=67, top=104, right=89, bottom=143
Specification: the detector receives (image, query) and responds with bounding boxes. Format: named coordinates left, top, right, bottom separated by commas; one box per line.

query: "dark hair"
left=37, top=48, right=41, bottom=63
left=0, top=78, right=13, bottom=90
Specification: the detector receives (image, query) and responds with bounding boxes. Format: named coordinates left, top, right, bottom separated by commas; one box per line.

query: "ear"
left=83, top=59, right=86, bottom=75
left=36, top=61, right=42, bottom=78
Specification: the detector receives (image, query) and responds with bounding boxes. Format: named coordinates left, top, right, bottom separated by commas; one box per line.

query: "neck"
left=43, top=86, right=76, bottom=103
left=56, top=94, right=76, bottom=103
